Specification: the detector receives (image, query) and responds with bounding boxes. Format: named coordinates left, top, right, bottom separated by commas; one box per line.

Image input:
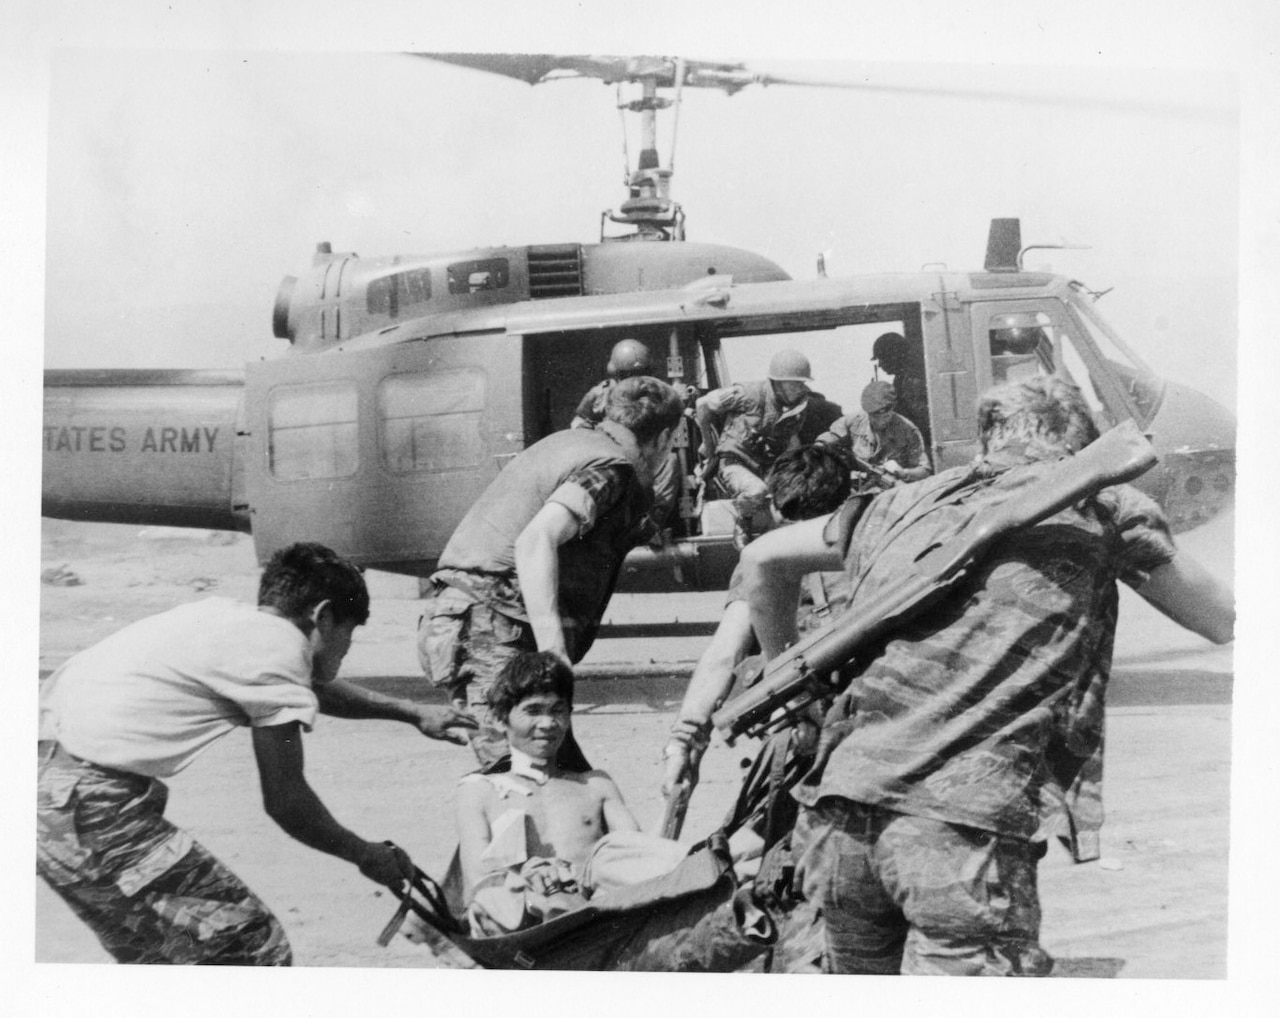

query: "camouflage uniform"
left=421, top=422, right=651, bottom=766
left=791, top=449, right=1176, bottom=975
left=792, top=800, right=1049, bottom=975
left=418, top=583, right=540, bottom=765
left=37, top=743, right=291, bottom=965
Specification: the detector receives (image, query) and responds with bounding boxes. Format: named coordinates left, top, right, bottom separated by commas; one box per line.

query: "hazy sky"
left=42, top=49, right=1241, bottom=406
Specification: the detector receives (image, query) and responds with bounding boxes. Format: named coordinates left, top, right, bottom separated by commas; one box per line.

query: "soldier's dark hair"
left=486, top=651, right=575, bottom=723
left=604, top=376, right=685, bottom=444
left=766, top=445, right=852, bottom=521
left=257, top=542, right=370, bottom=626
left=977, top=375, right=1100, bottom=458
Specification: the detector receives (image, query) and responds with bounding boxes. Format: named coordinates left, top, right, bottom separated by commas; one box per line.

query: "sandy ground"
left=33, top=512, right=1236, bottom=977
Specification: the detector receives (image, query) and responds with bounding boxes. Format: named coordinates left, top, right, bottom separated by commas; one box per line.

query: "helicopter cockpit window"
left=447, top=258, right=510, bottom=295
left=379, top=370, right=487, bottom=473
left=988, top=312, right=1055, bottom=384
left=367, top=268, right=432, bottom=318
left=268, top=382, right=358, bottom=481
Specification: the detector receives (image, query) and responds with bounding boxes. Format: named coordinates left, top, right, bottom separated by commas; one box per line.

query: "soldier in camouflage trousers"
left=38, top=543, right=475, bottom=964
left=737, top=376, right=1235, bottom=975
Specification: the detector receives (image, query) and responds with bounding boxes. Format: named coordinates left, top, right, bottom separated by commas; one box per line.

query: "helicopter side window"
left=268, top=382, right=358, bottom=481
left=447, top=258, right=510, bottom=295
left=379, top=370, right=487, bottom=473
left=367, top=268, right=432, bottom=319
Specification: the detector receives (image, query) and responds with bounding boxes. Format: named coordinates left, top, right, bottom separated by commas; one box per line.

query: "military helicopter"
left=41, top=54, right=1236, bottom=593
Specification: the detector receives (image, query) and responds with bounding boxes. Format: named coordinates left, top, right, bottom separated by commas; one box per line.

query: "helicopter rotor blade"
left=413, top=53, right=1233, bottom=125
left=414, top=53, right=698, bottom=87
left=744, top=70, right=1234, bottom=125
left=414, top=53, right=596, bottom=86
left=415, top=53, right=810, bottom=92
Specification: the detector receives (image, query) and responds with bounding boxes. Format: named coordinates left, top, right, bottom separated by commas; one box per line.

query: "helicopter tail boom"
left=42, top=370, right=247, bottom=532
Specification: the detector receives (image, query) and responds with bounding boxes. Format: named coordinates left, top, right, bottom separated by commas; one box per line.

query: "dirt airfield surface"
left=35, top=513, right=1235, bottom=976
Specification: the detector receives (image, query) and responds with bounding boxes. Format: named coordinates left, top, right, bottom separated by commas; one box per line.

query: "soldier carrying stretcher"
left=728, top=375, right=1234, bottom=975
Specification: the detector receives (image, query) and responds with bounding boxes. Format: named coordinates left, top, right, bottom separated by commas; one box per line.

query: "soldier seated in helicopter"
left=815, top=380, right=931, bottom=492
left=870, top=331, right=929, bottom=439
left=570, top=339, right=656, bottom=429
left=694, top=349, right=842, bottom=547
left=571, top=339, right=679, bottom=546
left=988, top=314, right=1055, bottom=384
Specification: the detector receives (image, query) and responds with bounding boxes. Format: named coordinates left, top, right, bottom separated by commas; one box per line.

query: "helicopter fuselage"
left=272, top=240, right=792, bottom=350
left=42, top=241, right=1235, bottom=592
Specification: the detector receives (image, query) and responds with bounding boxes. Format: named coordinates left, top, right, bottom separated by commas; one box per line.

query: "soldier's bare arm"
left=741, top=515, right=844, bottom=659
left=1134, top=551, right=1235, bottom=645
left=513, top=502, right=582, bottom=665
left=252, top=722, right=411, bottom=887
left=662, top=600, right=754, bottom=796
left=316, top=678, right=478, bottom=743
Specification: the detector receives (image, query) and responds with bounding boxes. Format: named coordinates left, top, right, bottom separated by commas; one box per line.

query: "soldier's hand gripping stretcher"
left=712, top=420, right=1159, bottom=742
left=658, top=639, right=765, bottom=839
left=659, top=719, right=710, bottom=839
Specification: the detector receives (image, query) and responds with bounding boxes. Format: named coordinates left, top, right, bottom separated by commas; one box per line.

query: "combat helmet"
left=606, top=339, right=654, bottom=379
left=767, top=349, right=813, bottom=383
left=988, top=313, right=1048, bottom=356
left=871, top=332, right=908, bottom=374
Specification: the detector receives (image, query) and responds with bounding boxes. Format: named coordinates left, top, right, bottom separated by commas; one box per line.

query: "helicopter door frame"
left=919, top=288, right=978, bottom=472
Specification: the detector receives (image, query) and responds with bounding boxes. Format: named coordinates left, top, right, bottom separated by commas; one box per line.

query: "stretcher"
left=377, top=733, right=809, bottom=972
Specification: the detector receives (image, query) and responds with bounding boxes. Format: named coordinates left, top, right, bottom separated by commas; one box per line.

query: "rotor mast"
left=604, top=66, right=685, bottom=241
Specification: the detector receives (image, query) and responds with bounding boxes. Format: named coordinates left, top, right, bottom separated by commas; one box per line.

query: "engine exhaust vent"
left=527, top=244, right=583, bottom=298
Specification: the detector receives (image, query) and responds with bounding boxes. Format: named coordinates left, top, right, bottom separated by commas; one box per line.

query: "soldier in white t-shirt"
left=37, top=542, right=477, bottom=965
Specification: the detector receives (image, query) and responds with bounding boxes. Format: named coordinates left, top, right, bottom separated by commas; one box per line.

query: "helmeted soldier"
left=570, top=339, right=678, bottom=540
left=870, top=331, right=929, bottom=437
left=570, top=339, right=655, bottom=429
left=694, top=349, right=842, bottom=546
left=816, top=380, right=931, bottom=491
left=987, top=314, right=1054, bottom=384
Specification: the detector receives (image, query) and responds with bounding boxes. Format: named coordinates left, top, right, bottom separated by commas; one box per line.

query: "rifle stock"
left=712, top=421, right=1157, bottom=742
